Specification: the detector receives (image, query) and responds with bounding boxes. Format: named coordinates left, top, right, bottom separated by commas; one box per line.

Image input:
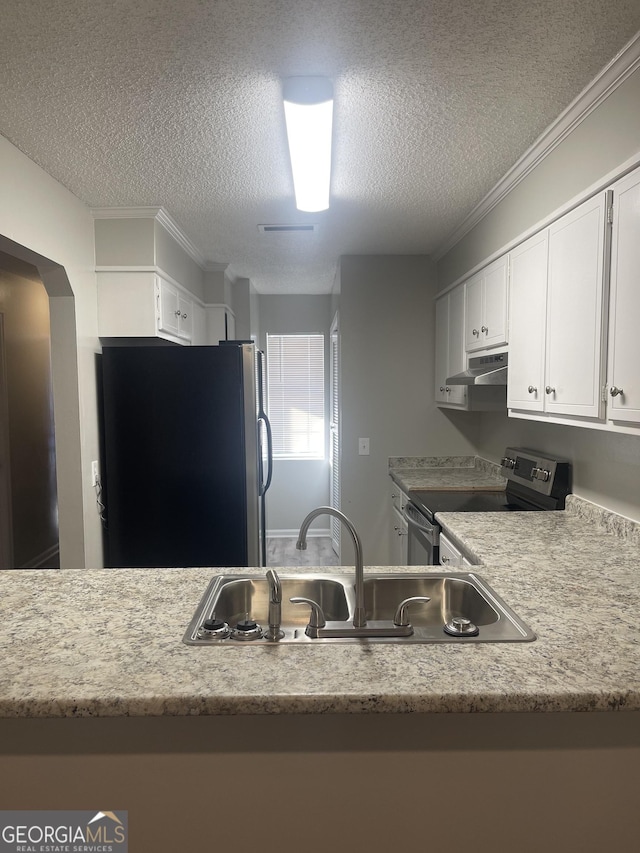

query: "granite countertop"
left=389, top=455, right=505, bottom=492
left=1, top=491, right=639, bottom=719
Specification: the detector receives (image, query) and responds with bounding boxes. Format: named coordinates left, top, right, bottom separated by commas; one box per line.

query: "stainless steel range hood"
left=446, top=353, right=508, bottom=385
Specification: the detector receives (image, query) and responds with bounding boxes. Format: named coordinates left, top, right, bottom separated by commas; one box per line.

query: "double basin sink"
left=183, top=571, right=536, bottom=645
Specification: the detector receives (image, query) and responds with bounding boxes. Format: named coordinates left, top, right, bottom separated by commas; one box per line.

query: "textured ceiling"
left=1, top=1, right=639, bottom=293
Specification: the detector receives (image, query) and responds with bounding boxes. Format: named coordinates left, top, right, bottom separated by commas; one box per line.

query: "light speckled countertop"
left=1, top=490, right=638, bottom=719
left=389, top=455, right=505, bottom=491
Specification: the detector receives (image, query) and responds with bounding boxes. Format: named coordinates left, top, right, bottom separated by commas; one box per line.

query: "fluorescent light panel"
left=283, top=77, right=333, bottom=212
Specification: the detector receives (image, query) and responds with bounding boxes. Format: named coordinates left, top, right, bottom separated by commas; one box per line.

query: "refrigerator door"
left=101, top=344, right=261, bottom=568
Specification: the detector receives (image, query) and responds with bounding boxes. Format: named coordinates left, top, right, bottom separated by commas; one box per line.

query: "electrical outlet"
left=91, top=460, right=100, bottom=486
left=358, top=438, right=370, bottom=456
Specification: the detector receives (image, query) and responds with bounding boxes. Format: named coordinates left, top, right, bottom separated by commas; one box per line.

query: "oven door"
left=402, top=501, right=440, bottom=566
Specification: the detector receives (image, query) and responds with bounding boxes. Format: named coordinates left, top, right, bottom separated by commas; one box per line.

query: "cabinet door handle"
left=528, top=385, right=537, bottom=394
left=182, top=313, right=188, bottom=319
left=481, top=325, right=488, bottom=333
left=472, top=328, right=479, bottom=337
left=174, top=309, right=181, bottom=317
left=545, top=386, right=556, bottom=395
left=441, top=555, right=450, bottom=564
left=610, top=386, right=624, bottom=397
left=445, top=386, right=451, bottom=393
left=439, top=386, right=445, bottom=392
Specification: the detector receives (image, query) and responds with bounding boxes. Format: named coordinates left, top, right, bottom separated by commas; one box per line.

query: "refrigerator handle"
left=258, top=413, right=273, bottom=496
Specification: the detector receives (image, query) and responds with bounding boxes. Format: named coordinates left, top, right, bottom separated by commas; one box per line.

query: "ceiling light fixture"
left=283, top=77, right=333, bottom=213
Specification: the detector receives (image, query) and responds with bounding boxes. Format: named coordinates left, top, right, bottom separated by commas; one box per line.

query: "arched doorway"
left=0, top=236, right=84, bottom=569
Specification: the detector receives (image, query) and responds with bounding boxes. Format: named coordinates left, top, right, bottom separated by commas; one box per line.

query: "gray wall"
left=1, top=134, right=101, bottom=569
left=438, top=66, right=640, bottom=523
left=95, top=219, right=155, bottom=267
left=0, top=254, right=58, bottom=567
left=154, top=221, right=205, bottom=301
left=438, top=67, right=640, bottom=287
left=258, top=295, right=334, bottom=534
left=95, top=217, right=205, bottom=301
left=339, top=255, right=480, bottom=565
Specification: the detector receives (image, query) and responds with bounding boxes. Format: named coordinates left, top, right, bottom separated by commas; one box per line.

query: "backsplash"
left=389, top=455, right=503, bottom=478
left=565, top=495, right=640, bottom=547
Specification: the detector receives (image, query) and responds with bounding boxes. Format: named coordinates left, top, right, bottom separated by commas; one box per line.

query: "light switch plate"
left=358, top=438, right=370, bottom=455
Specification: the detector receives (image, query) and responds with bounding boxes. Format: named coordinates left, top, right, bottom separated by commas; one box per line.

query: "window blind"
left=266, top=334, right=325, bottom=459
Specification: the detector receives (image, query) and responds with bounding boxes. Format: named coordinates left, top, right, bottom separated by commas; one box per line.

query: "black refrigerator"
left=100, top=342, right=272, bottom=568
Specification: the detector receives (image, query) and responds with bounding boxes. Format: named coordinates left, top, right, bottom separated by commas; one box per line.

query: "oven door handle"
left=402, top=502, right=438, bottom=537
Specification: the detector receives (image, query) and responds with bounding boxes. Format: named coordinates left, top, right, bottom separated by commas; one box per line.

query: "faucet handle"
left=393, top=596, right=431, bottom=627
left=290, top=597, right=327, bottom=630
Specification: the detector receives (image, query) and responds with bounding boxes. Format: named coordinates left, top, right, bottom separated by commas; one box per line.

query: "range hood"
left=446, top=353, right=508, bottom=385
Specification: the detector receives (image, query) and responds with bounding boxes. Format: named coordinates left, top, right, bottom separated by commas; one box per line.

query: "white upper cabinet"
left=606, top=167, right=640, bottom=426
left=545, top=192, right=609, bottom=420
left=435, top=284, right=467, bottom=407
left=464, top=255, right=509, bottom=351
left=98, top=271, right=198, bottom=345
left=508, top=192, right=610, bottom=423
left=507, top=231, right=548, bottom=412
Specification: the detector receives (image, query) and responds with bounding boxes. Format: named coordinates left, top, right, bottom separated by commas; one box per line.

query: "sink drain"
left=197, top=617, right=231, bottom=640
left=231, top=619, right=264, bottom=641
left=443, top=617, right=479, bottom=637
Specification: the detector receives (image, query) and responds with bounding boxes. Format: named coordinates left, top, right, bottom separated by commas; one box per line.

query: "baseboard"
left=267, top=528, right=331, bottom=539
left=18, top=544, right=60, bottom=569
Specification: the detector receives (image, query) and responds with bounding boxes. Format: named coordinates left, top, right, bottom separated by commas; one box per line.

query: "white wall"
left=437, top=66, right=640, bottom=523
left=0, top=134, right=102, bottom=568
left=258, top=295, right=334, bottom=535
left=339, top=256, right=480, bottom=565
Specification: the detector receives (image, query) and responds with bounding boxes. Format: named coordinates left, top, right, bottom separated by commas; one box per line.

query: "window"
left=266, top=334, right=325, bottom=459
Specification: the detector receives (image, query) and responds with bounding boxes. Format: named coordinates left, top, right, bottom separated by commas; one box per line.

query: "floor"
left=266, top=536, right=340, bottom=567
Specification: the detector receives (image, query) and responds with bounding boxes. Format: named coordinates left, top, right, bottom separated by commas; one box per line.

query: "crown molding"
left=90, top=205, right=216, bottom=271
left=434, top=30, right=640, bottom=261
left=91, top=206, right=162, bottom=219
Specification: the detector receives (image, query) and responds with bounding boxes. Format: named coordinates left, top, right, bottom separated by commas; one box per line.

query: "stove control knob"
left=532, top=467, right=550, bottom=482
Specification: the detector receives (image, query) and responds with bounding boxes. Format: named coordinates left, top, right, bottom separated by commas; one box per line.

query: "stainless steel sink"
left=183, top=572, right=535, bottom=645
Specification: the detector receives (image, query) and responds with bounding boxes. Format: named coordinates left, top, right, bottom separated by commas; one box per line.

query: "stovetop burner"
left=408, top=447, right=571, bottom=522
left=408, top=489, right=526, bottom=521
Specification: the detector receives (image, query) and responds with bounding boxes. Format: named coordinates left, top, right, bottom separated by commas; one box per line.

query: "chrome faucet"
left=263, top=568, right=284, bottom=641
left=293, top=506, right=430, bottom=638
left=296, top=506, right=367, bottom=627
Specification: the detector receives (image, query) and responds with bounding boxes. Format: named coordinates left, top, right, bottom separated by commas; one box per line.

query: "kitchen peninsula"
left=1, top=493, right=639, bottom=851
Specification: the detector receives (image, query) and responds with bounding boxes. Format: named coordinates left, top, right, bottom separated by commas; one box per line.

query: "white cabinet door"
left=607, top=168, right=640, bottom=425
left=439, top=533, right=462, bottom=568
left=390, top=506, right=408, bottom=565
left=447, top=284, right=467, bottom=405
left=464, top=272, right=484, bottom=350
left=507, top=231, right=548, bottom=412
left=434, top=294, right=449, bottom=404
left=157, top=277, right=181, bottom=338
left=435, top=286, right=467, bottom=407
left=482, top=257, right=509, bottom=349
left=177, top=293, right=193, bottom=341
left=545, top=193, right=608, bottom=420
left=465, top=256, right=508, bottom=352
